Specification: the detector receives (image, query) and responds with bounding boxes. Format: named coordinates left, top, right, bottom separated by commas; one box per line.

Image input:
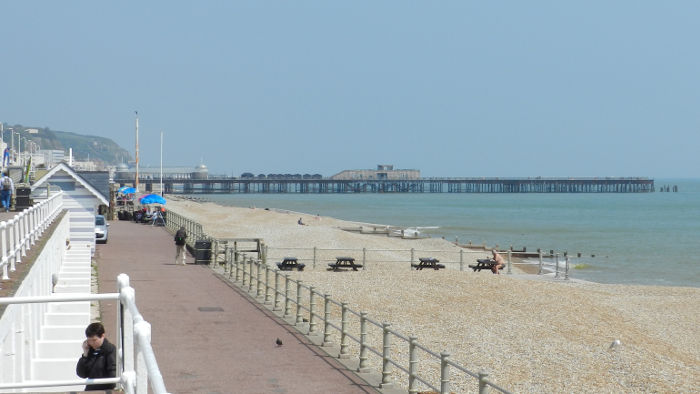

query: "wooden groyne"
left=114, top=176, right=655, bottom=194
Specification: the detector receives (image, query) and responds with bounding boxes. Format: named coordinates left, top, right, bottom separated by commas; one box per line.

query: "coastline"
left=165, top=197, right=700, bottom=392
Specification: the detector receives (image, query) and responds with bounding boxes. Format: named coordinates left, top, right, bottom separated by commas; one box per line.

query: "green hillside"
left=1, top=124, right=131, bottom=165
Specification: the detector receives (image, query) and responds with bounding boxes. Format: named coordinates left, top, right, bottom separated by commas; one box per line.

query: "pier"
left=114, top=175, right=655, bottom=194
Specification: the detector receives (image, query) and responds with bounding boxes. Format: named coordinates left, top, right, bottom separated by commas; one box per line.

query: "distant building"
left=330, top=165, right=420, bottom=180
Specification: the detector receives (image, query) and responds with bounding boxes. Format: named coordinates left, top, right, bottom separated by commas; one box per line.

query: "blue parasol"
left=139, top=194, right=167, bottom=205
left=119, top=187, right=137, bottom=195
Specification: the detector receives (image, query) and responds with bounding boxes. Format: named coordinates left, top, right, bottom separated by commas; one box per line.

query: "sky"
left=1, top=1, right=698, bottom=178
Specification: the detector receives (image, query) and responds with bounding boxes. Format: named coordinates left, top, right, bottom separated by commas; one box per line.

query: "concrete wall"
left=0, top=213, right=69, bottom=385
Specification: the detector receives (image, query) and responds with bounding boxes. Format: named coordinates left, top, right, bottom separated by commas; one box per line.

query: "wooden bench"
left=327, top=257, right=363, bottom=271
left=411, top=257, right=446, bottom=270
left=277, top=257, right=305, bottom=271
left=469, top=258, right=501, bottom=273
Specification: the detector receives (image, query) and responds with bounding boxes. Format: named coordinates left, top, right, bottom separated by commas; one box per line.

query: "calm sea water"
left=193, top=178, right=700, bottom=288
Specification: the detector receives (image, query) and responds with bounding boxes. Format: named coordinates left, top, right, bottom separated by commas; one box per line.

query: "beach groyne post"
left=309, top=287, right=317, bottom=335
left=538, top=250, right=543, bottom=275
left=380, top=323, right=393, bottom=388
left=358, top=312, right=369, bottom=372
left=564, top=255, right=570, bottom=280
left=408, top=337, right=418, bottom=394
left=362, top=248, right=366, bottom=270
left=284, top=274, right=291, bottom=318
left=507, top=250, right=512, bottom=275
left=339, top=302, right=349, bottom=359
left=322, top=294, right=332, bottom=346
left=440, top=352, right=451, bottom=394
left=460, top=250, right=464, bottom=271
left=295, top=280, right=303, bottom=325
left=410, top=248, right=415, bottom=266
left=554, top=253, right=560, bottom=279
left=478, top=370, right=489, bottom=394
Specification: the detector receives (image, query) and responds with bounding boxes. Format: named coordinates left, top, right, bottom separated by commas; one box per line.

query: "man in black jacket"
left=76, top=322, right=116, bottom=391
left=174, top=226, right=188, bottom=265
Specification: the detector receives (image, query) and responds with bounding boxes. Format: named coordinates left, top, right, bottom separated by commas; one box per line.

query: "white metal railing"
left=0, top=191, right=64, bottom=286
left=0, top=274, right=168, bottom=393
left=223, top=257, right=512, bottom=394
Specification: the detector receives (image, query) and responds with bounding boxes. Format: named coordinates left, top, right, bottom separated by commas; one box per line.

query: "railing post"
left=478, top=370, right=489, bottom=394
left=380, top=322, right=392, bottom=388
left=440, top=352, right=451, bottom=393
left=284, top=274, right=291, bottom=318
left=408, top=336, right=418, bottom=394
left=134, top=321, right=151, bottom=393
left=264, top=265, right=271, bottom=304
left=248, top=258, right=254, bottom=292
left=339, top=302, right=349, bottom=359
left=1, top=222, right=8, bottom=280
left=234, top=252, right=241, bottom=282
left=273, top=270, right=281, bottom=311
left=538, top=250, right=543, bottom=275
left=322, top=294, right=332, bottom=346
left=313, top=246, right=317, bottom=269
left=256, top=260, right=262, bottom=297
left=357, top=312, right=369, bottom=373
left=295, top=280, right=303, bottom=325
left=507, top=250, right=512, bottom=275
left=459, top=249, right=464, bottom=271
left=308, top=287, right=317, bottom=335
left=241, top=256, right=247, bottom=287
left=362, top=247, right=366, bottom=270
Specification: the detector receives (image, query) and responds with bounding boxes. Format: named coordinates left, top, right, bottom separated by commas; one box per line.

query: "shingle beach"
left=167, top=198, right=699, bottom=393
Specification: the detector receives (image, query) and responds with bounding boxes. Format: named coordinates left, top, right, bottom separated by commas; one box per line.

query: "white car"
left=95, top=215, right=109, bottom=244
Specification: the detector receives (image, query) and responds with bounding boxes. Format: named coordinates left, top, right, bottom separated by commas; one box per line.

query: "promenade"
left=94, top=220, right=381, bottom=393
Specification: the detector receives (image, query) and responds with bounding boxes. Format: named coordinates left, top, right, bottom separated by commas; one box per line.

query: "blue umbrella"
left=139, top=194, right=167, bottom=205
left=119, top=187, right=137, bottom=195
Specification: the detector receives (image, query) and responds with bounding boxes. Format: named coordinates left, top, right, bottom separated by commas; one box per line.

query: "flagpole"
left=160, top=131, right=163, bottom=196
left=135, top=111, right=140, bottom=191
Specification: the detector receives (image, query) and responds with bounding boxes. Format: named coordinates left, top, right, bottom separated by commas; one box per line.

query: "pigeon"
left=276, top=338, right=283, bottom=347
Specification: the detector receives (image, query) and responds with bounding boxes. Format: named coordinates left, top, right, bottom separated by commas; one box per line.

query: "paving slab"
left=95, top=220, right=381, bottom=394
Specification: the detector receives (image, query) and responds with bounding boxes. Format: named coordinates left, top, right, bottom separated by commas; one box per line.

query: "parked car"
left=95, top=215, right=109, bottom=244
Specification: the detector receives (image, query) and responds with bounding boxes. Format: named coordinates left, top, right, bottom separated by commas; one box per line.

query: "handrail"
left=0, top=191, right=63, bottom=287
left=0, top=274, right=169, bottom=394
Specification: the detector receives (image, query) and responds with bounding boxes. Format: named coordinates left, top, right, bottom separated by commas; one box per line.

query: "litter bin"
left=194, top=240, right=212, bottom=264
left=14, top=186, right=32, bottom=211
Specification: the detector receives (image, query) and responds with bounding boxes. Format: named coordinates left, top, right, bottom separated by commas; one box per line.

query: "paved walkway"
left=95, top=220, right=380, bottom=394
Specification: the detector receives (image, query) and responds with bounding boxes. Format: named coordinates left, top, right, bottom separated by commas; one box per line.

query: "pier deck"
left=115, top=176, right=655, bottom=194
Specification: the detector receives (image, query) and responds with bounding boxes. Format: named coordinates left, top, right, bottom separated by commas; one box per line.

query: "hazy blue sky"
left=1, top=1, right=698, bottom=177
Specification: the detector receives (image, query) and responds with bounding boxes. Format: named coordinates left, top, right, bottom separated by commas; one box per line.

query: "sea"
left=191, top=178, right=700, bottom=288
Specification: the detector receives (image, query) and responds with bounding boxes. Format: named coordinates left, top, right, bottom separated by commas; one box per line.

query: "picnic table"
left=277, top=257, right=305, bottom=271
left=469, top=258, right=500, bottom=273
left=411, top=257, right=446, bottom=270
left=327, top=257, right=363, bottom=271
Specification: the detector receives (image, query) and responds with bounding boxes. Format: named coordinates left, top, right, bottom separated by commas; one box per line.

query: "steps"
left=29, top=231, right=94, bottom=391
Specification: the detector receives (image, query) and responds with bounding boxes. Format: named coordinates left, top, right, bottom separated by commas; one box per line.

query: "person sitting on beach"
left=298, top=217, right=306, bottom=225
left=490, top=249, right=506, bottom=274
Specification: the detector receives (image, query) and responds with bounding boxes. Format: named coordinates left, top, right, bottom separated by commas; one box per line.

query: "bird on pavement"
left=276, top=338, right=283, bottom=347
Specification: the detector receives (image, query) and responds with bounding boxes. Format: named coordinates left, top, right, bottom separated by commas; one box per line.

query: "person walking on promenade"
left=490, top=249, right=506, bottom=274
left=76, top=322, right=116, bottom=391
left=1, top=171, right=13, bottom=212
left=174, top=226, right=188, bottom=265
